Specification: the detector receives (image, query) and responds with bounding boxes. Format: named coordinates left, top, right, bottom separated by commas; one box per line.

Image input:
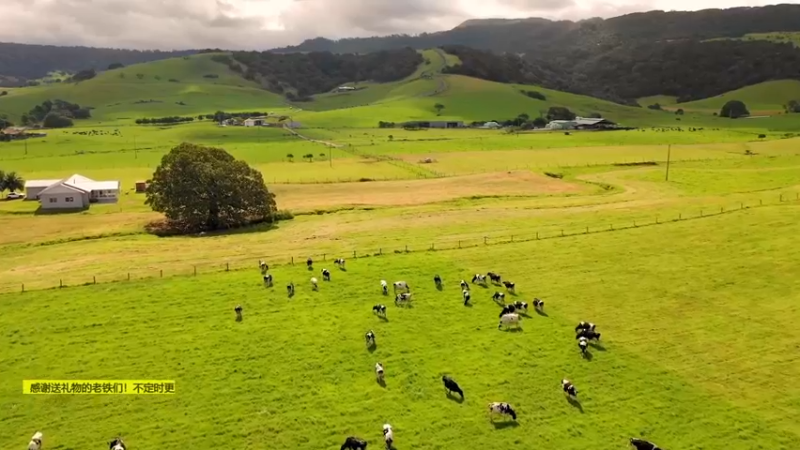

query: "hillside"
left=0, top=54, right=284, bottom=122
left=676, top=80, right=800, bottom=113
left=0, top=42, right=195, bottom=86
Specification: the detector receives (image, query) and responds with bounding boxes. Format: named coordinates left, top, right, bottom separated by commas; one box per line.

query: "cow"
left=340, top=436, right=368, bottom=450
left=258, top=260, right=268, bottom=274
left=395, top=292, right=412, bottom=306
left=373, top=304, right=387, bottom=317
left=434, top=275, right=443, bottom=289
left=499, top=304, right=516, bottom=317
left=307, top=258, right=313, bottom=270
left=375, top=362, right=385, bottom=381
left=576, top=329, right=601, bottom=341
left=28, top=432, right=43, bottom=450
left=382, top=424, right=394, bottom=450
left=262, top=273, right=273, bottom=287
left=492, top=292, right=506, bottom=303
left=287, top=282, right=295, bottom=296
left=487, top=272, right=502, bottom=284
left=498, top=313, right=520, bottom=329
left=578, top=336, right=588, bottom=354
left=630, top=438, right=662, bottom=450
left=365, top=330, right=376, bottom=347
left=393, top=281, right=409, bottom=293
left=321, top=269, right=331, bottom=281
left=488, top=402, right=517, bottom=421
left=310, top=277, right=319, bottom=290
left=462, top=290, right=471, bottom=305
left=335, top=258, right=346, bottom=269
left=234, top=305, right=243, bottom=321
left=109, top=438, right=126, bottom=450
left=380, top=280, right=388, bottom=295
left=533, top=298, right=544, bottom=311
left=460, top=280, right=469, bottom=290
left=575, top=321, right=596, bottom=332
left=442, top=375, right=464, bottom=399
left=471, top=274, right=487, bottom=285
left=512, top=301, right=528, bottom=313
left=562, top=379, right=578, bottom=397
left=502, top=281, right=516, bottom=293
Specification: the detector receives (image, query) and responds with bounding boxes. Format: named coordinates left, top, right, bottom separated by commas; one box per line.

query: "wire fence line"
left=5, top=194, right=798, bottom=295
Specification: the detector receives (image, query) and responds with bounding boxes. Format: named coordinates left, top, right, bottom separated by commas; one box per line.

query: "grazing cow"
left=335, top=258, right=346, bottom=269
left=576, top=329, right=601, bottom=341
left=365, top=330, right=376, bottom=346
left=395, top=292, right=412, bottom=306
left=471, top=274, right=487, bottom=285
left=306, top=258, right=313, bottom=269
left=380, top=280, right=388, bottom=295
left=487, top=272, right=502, bottom=284
left=488, top=402, right=517, bottom=421
left=287, top=282, right=295, bottom=296
left=533, top=298, right=544, bottom=311
left=492, top=291, right=506, bottom=303
left=513, top=301, right=528, bottom=313
left=375, top=362, right=385, bottom=381
left=575, top=321, right=597, bottom=332
left=393, top=281, right=409, bottom=293
left=630, top=438, right=662, bottom=450
left=460, top=280, right=469, bottom=290
left=258, top=260, right=268, bottom=274
left=462, top=290, right=471, bottom=305
left=28, top=432, right=43, bottom=450
left=499, top=304, right=516, bottom=317
left=502, top=281, right=516, bottom=293
left=382, top=424, right=394, bottom=450
left=340, top=436, right=368, bottom=450
left=442, top=375, right=464, bottom=399
left=322, top=269, right=331, bottom=281
left=262, top=273, right=273, bottom=287
left=498, top=313, right=520, bottom=329
left=562, top=379, right=578, bottom=397
left=373, top=304, right=387, bottom=317
left=234, top=305, right=243, bottom=320
left=310, top=277, right=319, bottom=290
left=434, top=274, right=443, bottom=288
left=109, top=438, right=126, bottom=450
left=578, top=337, right=588, bottom=354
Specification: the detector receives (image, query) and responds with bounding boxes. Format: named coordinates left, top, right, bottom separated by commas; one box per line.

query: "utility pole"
left=329, top=146, right=332, bottom=168
left=134, top=135, right=137, bottom=160
left=24, top=140, right=28, bottom=156
left=665, top=144, right=672, bottom=181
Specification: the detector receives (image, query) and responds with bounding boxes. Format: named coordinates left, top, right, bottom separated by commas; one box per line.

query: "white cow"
left=383, top=423, right=394, bottom=449
left=310, top=277, right=318, bottom=290
left=393, top=281, right=409, bottom=293
left=380, top=280, right=388, bottom=295
left=28, top=432, right=43, bottom=450
left=375, top=362, right=385, bottom=381
left=498, top=313, right=520, bottom=329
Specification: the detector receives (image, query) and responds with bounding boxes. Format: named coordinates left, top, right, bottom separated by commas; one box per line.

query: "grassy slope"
left=673, top=80, right=800, bottom=113
left=0, top=205, right=798, bottom=450
left=0, top=53, right=285, bottom=122
left=708, top=31, right=800, bottom=47
left=636, top=95, right=678, bottom=107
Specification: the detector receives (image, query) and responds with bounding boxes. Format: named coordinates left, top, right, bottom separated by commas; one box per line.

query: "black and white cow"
left=533, top=298, right=544, bottom=311
left=576, top=329, right=601, bottom=341
left=395, top=292, right=412, bottom=306
left=28, top=432, right=43, bottom=450
left=502, top=281, right=516, bottom=293
left=442, top=375, right=464, bottom=399
left=382, top=424, right=394, bottom=450
left=471, top=274, right=487, bottom=285
left=462, top=290, right=471, bottom=305
left=512, top=301, right=528, bottom=313
left=375, top=362, right=385, bottom=381
left=373, top=304, right=387, bottom=317
left=262, top=273, right=273, bottom=287
left=321, top=269, right=331, bottom=281
left=488, top=402, right=517, bottom=421
left=562, top=379, right=578, bottom=397
left=287, top=282, right=295, bottom=296
left=365, top=330, right=376, bottom=346
left=630, top=438, right=662, bottom=450
left=499, top=304, right=516, bottom=317
left=258, top=260, right=268, bottom=274
left=393, top=281, right=410, bottom=293
left=434, top=275, right=443, bottom=288
left=109, top=437, right=126, bottom=450
left=578, top=336, right=589, bottom=354
left=460, top=280, right=469, bottom=290
left=335, top=258, right=346, bottom=269
left=380, top=280, right=388, bottom=295
left=575, top=321, right=596, bottom=332
left=340, top=436, right=368, bottom=450
left=234, top=305, right=243, bottom=316
left=487, top=272, right=502, bottom=284
left=492, top=291, right=506, bottom=303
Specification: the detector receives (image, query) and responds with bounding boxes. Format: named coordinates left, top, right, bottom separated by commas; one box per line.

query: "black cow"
left=373, top=304, right=387, bottom=316
left=322, top=269, right=331, bottom=281
left=460, top=280, right=469, bottom=290
left=462, top=290, right=471, bottom=305
left=109, top=438, right=127, bottom=450
left=575, top=321, right=596, bottom=332
left=502, top=281, right=515, bottom=292
left=263, top=274, right=273, bottom=287
left=576, top=329, right=601, bottom=341
left=442, top=375, right=464, bottom=399
left=234, top=305, right=243, bottom=314
left=562, top=379, right=578, bottom=397
left=287, top=283, right=295, bottom=295
left=471, top=274, right=487, bottom=285
left=487, top=272, right=502, bottom=284
left=512, top=301, right=527, bottom=312
left=630, top=438, right=662, bottom=450
left=365, top=330, right=376, bottom=346
left=307, top=258, right=313, bottom=269
left=434, top=275, right=443, bottom=288
left=341, top=436, right=368, bottom=450
left=499, top=304, right=516, bottom=317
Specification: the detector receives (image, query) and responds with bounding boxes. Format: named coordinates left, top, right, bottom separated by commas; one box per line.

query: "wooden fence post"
left=458, top=241, right=461, bottom=249
left=21, top=284, right=24, bottom=293
left=291, top=256, right=294, bottom=265
left=484, top=236, right=487, bottom=245
left=561, top=229, right=564, bottom=236
left=780, top=194, right=783, bottom=202
left=656, top=216, right=659, bottom=224
left=700, top=209, right=703, bottom=217
left=93, top=276, right=96, bottom=284
left=585, top=226, right=589, bottom=234
left=720, top=206, right=723, bottom=213
left=741, top=202, right=744, bottom=209
left=760, top=199, right=763, bottom=206
left=511, top=235, right=514, bottom=242
left=160, top=270, right=163, bottom=278
left=323, top=254, right=326, bottom=261
left=60, top=279, right=63, bottom=288
left=536, top=232, right=539, bottom=239
left=610, top=224, right=613, bottom=230
left=353, top=250, right=356, bottom=258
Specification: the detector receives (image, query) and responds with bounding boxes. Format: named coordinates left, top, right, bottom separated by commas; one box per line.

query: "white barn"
left=25, top=174, right=120, bottom=210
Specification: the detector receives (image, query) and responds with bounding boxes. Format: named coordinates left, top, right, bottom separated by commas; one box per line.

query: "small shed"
left=135, top=181, right=148, bottom=193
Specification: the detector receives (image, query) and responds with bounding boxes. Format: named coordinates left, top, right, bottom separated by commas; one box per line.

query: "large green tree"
left=720, top=100, right=750, bottom=119
left=145, top=143, right=277, bottom=233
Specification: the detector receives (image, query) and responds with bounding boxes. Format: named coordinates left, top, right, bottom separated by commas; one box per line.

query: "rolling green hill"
left=676, top=80, right=800, bottom=113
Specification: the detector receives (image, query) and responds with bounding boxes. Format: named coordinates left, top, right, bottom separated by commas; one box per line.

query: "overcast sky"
left=1, top=0, right=797, bottom=50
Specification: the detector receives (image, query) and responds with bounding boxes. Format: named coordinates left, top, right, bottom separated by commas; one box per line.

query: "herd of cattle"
left=253, top=258, right=663, bottom=450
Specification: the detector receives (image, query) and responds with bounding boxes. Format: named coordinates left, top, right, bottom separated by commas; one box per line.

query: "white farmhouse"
left=24, top=174, right=120, bottom=210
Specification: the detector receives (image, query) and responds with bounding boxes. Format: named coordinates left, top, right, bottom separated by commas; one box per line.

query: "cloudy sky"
left=1, top=0, right=796, bottom=50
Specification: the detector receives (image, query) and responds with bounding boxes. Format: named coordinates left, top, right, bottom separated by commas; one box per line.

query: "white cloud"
left=0, top=0, right=796, bottom=50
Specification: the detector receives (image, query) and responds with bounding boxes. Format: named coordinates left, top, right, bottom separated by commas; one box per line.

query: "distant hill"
left=0, top=42, right=196, bottom=86
left=272, top=5, right=800, bottom=104
left=676, top=80, right=800, bottom=113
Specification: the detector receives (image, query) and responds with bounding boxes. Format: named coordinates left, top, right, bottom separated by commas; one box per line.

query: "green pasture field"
left=708, top=31, right=800, bottom=47
left=670, top=80, right=800, bottom=114
left=636, top=95, right=678, bottom=107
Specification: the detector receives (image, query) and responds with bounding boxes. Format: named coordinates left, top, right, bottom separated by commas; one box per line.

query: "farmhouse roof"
left=64, top=174, right=96, bottom=185
left=25, top=179, right=63, bottom=188
left=574, top=117, right=614, bottom=125
left=39, top=181, right=90, bottom=196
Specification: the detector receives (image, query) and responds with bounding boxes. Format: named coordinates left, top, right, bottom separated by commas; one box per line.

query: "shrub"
left=203, top=74, right=220, bottom=79
left=520, top=90, right=546, bottom=101
left=720, top=100, right=749, bottom=118
left=43, top=113, right=74, bottom=128
left=647, top=103, right=662, bottom=110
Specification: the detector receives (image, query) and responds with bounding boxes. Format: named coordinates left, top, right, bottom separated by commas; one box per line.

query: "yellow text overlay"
left=23, top=380, right=176, bottom=394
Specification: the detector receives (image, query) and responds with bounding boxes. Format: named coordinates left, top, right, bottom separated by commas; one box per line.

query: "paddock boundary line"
left=4, top=194, right=798, bottom=295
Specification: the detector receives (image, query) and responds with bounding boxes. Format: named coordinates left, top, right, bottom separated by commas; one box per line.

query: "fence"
left=6, top=193, right=798, bottom=295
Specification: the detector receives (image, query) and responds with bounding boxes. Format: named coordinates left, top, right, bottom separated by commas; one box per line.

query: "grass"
left=707, top=31, right=800, bottom=47
left=636, top=95, right=678, bottom=107
left=676, top=80, right=800, bottom=114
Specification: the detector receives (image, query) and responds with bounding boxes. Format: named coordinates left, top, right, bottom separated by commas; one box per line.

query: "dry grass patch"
left=272, top=171, right=586, bottom=211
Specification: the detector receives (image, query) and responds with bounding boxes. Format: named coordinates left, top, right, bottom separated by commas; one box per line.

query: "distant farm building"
left=0, top=127, right=47, bottom=141
left=25, top=174, right=120, bottom=210
left=403, top=121, right=465, bottom=129
left=546, top=117, right=617, bottom=130
left=480, top=121, right=502, bottom=129
left=336, top=86, right=356, bottom=92
left=244, top=117, right=268, bottom=127
left=135, top=181, right=149, bottom=193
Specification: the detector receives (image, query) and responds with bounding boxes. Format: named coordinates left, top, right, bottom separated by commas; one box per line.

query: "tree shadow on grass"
left=491, top=420, right=519, bottom=430
left=463, top=302, right=474, bottom=308
left=377, top=314, right=389, bottom=322
left=150, top=219, right=280, bottom=238
left=567, top=396, right=584, bottom=413
left=34, top=206, right=88, bottom=215
left=367, top=344, right=377, bottom=354
left=436, top=284, right=443, bottom=292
